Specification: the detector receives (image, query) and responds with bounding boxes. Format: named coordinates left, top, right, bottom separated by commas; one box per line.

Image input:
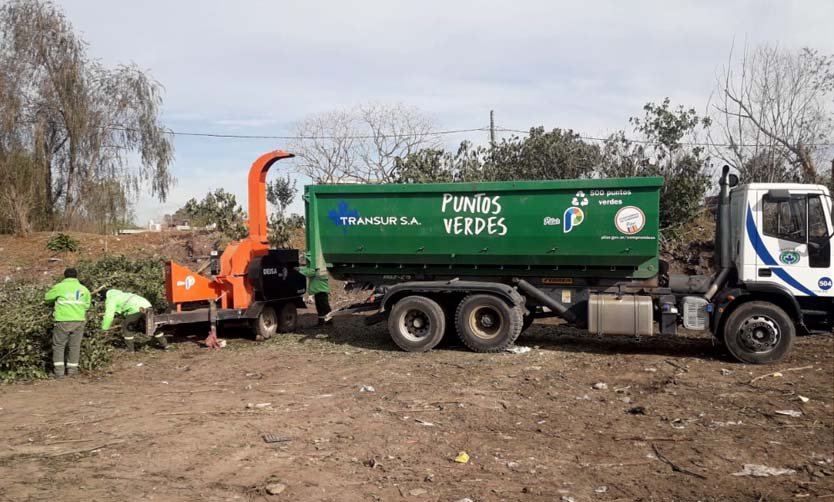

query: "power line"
left=108, top=125, right=489, bottom=141
left=493, top=127, right=834, bottom=148
left=103, top=124, right=834, bottom=148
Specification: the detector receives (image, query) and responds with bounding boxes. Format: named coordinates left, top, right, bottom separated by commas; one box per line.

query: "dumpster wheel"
left=387, top=295, right=446, bottom=352
left=455, top=294, right=523, bottom=353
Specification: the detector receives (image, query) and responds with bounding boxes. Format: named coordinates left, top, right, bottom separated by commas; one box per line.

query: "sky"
left=56, top=0, right=834, bottom=224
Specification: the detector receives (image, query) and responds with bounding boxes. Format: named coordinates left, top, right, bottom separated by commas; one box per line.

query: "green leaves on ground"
left=45, top=233, right=80, bottom=253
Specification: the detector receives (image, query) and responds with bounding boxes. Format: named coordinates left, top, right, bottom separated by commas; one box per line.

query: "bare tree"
left=0, top=0, right=174, bottom=233
left=290, top=109, right=358, bottom=184
left=289, top=103, right=438, bottom=184
left=712, top=44, right=834, bottom=183
left=354, top=103, right=438, bottom=183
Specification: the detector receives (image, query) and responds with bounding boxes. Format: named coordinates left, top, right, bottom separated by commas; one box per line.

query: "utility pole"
left=489, top=110, right=496, bottom=148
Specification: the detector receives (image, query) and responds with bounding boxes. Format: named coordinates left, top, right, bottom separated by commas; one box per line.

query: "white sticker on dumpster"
left=615, top=206, right=645, bottom=235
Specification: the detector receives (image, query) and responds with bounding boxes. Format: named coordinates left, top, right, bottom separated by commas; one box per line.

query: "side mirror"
left=728, top=174, right=739, bottom=187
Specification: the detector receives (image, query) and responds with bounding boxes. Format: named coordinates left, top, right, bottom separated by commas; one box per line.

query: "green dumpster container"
left=305, top=177, right=663, bottom=280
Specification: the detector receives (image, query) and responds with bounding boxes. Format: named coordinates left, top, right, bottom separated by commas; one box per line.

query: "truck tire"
left=723, top=301, right=795, bottom=364
left=455, top=294, right=523, bottom=352
left=387, top=296, right=446, bottom=352
left=252, top=305, right=278, bottom=341
left=276, top=302, right=298, bottom=333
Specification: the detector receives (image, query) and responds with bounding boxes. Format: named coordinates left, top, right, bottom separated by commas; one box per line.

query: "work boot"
left=67, top=368, right=78, bottom=377
left=154, top=332, right=169, bottom=350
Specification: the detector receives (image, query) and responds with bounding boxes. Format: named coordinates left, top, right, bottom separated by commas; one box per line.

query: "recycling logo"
left=563, top=191, right=588, bottom=233
left=571, top=191, right=589, bottom=207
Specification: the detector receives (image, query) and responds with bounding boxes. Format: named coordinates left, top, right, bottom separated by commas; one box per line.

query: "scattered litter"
left=505, top=346, right=531, bottom=354
left=265, top=482, right=287, bottom=495
left=507, top=461, right=520, bottom=469
left=732, top=464, right=796, bottom=477
left=262, top=434, right=292, bottom=444
left=409, top=488, right=427, bottom=497
left=161, top=381, right=169, bottom=385
left=614, top=385, right=631, bottom=393
left=135, top=363, right=144, bottom=367
left=772, top=372, right=783, bottom=377
left=576, top=394, right=591, bottom=401
left=365, top=458, right=379, bottom=468
left=711, top=420, right=743, bottom=427
left=415, top=419, right=435, bottom=427
left=453, top=451, right=470, bottom=464
left=360, top=385, right=376, bottom=393
left=246, top=402, right=272, bottom=409
left=592, top=382, right=608, bottom=390
left=424, top=474, right=434, bottom=482
left=561, top=496, right=576, bottom=502
left=720, top=368, right=733, bottom=376
left=594, top=486, right=608, bottom=493
left=644, top=367, right=657, bottom=373
left=453, top=499, right=474, bottom=502
left=670, top=419, right=687, bottom=429
left=217, top=339, right=227, bottom=348
left=628, top=406, right=646, bottom=415
left=798, top=395, right=810, bottom=403
left=774, top=410, right=802, bottom=417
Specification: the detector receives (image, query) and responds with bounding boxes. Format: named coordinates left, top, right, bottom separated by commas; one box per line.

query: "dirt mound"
left=1, top=230, right=230, bottom=286
left=661, top=211, right=716, bottom=276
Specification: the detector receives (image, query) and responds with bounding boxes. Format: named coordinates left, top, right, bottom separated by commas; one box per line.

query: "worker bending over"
left=100, top=289, right=167, bottom=351
left=299, top=266, right=332, bottom=326
left=44, top=268, right=91, bottom=377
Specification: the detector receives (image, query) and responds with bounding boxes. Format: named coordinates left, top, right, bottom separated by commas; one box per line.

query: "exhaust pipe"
left=705, top=165, right=733, bottom=301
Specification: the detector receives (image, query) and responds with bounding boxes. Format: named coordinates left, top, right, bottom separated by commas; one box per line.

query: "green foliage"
left=76, top=255, right=167, bottom=312
left=394, top=129, right=601, bottom=184
left=266, top=175, right=301, bottom=249
left=601, top=98, right=712, bottom=229
left=46, top=233, right=80, bottom=253
left=485, top=127, right=602, bottom=181
left=183, top=189, right=248, bottom=241
left=0, top=255, right=166, bottom=382
left=267, top=213, right=305, bottom=249
left=0, top=282, right=53, bottom=382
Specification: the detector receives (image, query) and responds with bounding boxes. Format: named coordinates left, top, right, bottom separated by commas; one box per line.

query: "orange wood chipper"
left=146, top=151, right=307, bottom=347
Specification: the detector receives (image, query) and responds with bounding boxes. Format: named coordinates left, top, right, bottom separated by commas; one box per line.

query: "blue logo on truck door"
left=819, top=277, right=832, bottom=291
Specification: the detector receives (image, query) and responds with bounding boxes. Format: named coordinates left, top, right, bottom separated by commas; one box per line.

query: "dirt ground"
left=1, top=313, right=832, bottom=501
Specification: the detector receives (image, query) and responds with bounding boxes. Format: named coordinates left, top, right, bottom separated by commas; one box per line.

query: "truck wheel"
left=252, top=305, right=278, bottom=341
left=455, top=294, right=523, bottom=352
left=276, top=302, right=298, bottom=333
left=387, top=296, right=446, bottom=352
left=723, top=301, right=795, bottom=364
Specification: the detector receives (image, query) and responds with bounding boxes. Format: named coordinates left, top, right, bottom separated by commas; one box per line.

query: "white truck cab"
left=704, top=170, right=833, bottom=364
left=731, top=183, right=832, bottom=298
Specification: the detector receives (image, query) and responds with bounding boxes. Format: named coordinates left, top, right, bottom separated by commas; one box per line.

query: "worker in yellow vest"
left=44, top=268, right=91, bottom=377
left=100, top=289, right=167, bottom=351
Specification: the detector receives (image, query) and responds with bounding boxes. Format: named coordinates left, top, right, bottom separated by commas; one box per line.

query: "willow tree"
left=0, top=0, right=173, bottom=234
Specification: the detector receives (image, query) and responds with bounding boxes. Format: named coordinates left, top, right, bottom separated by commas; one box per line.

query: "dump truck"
left=307, top=167, right=833, bottom=364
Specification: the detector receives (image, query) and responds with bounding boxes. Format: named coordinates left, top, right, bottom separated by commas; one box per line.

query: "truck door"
left=755, top=191, right=833, bottom=297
